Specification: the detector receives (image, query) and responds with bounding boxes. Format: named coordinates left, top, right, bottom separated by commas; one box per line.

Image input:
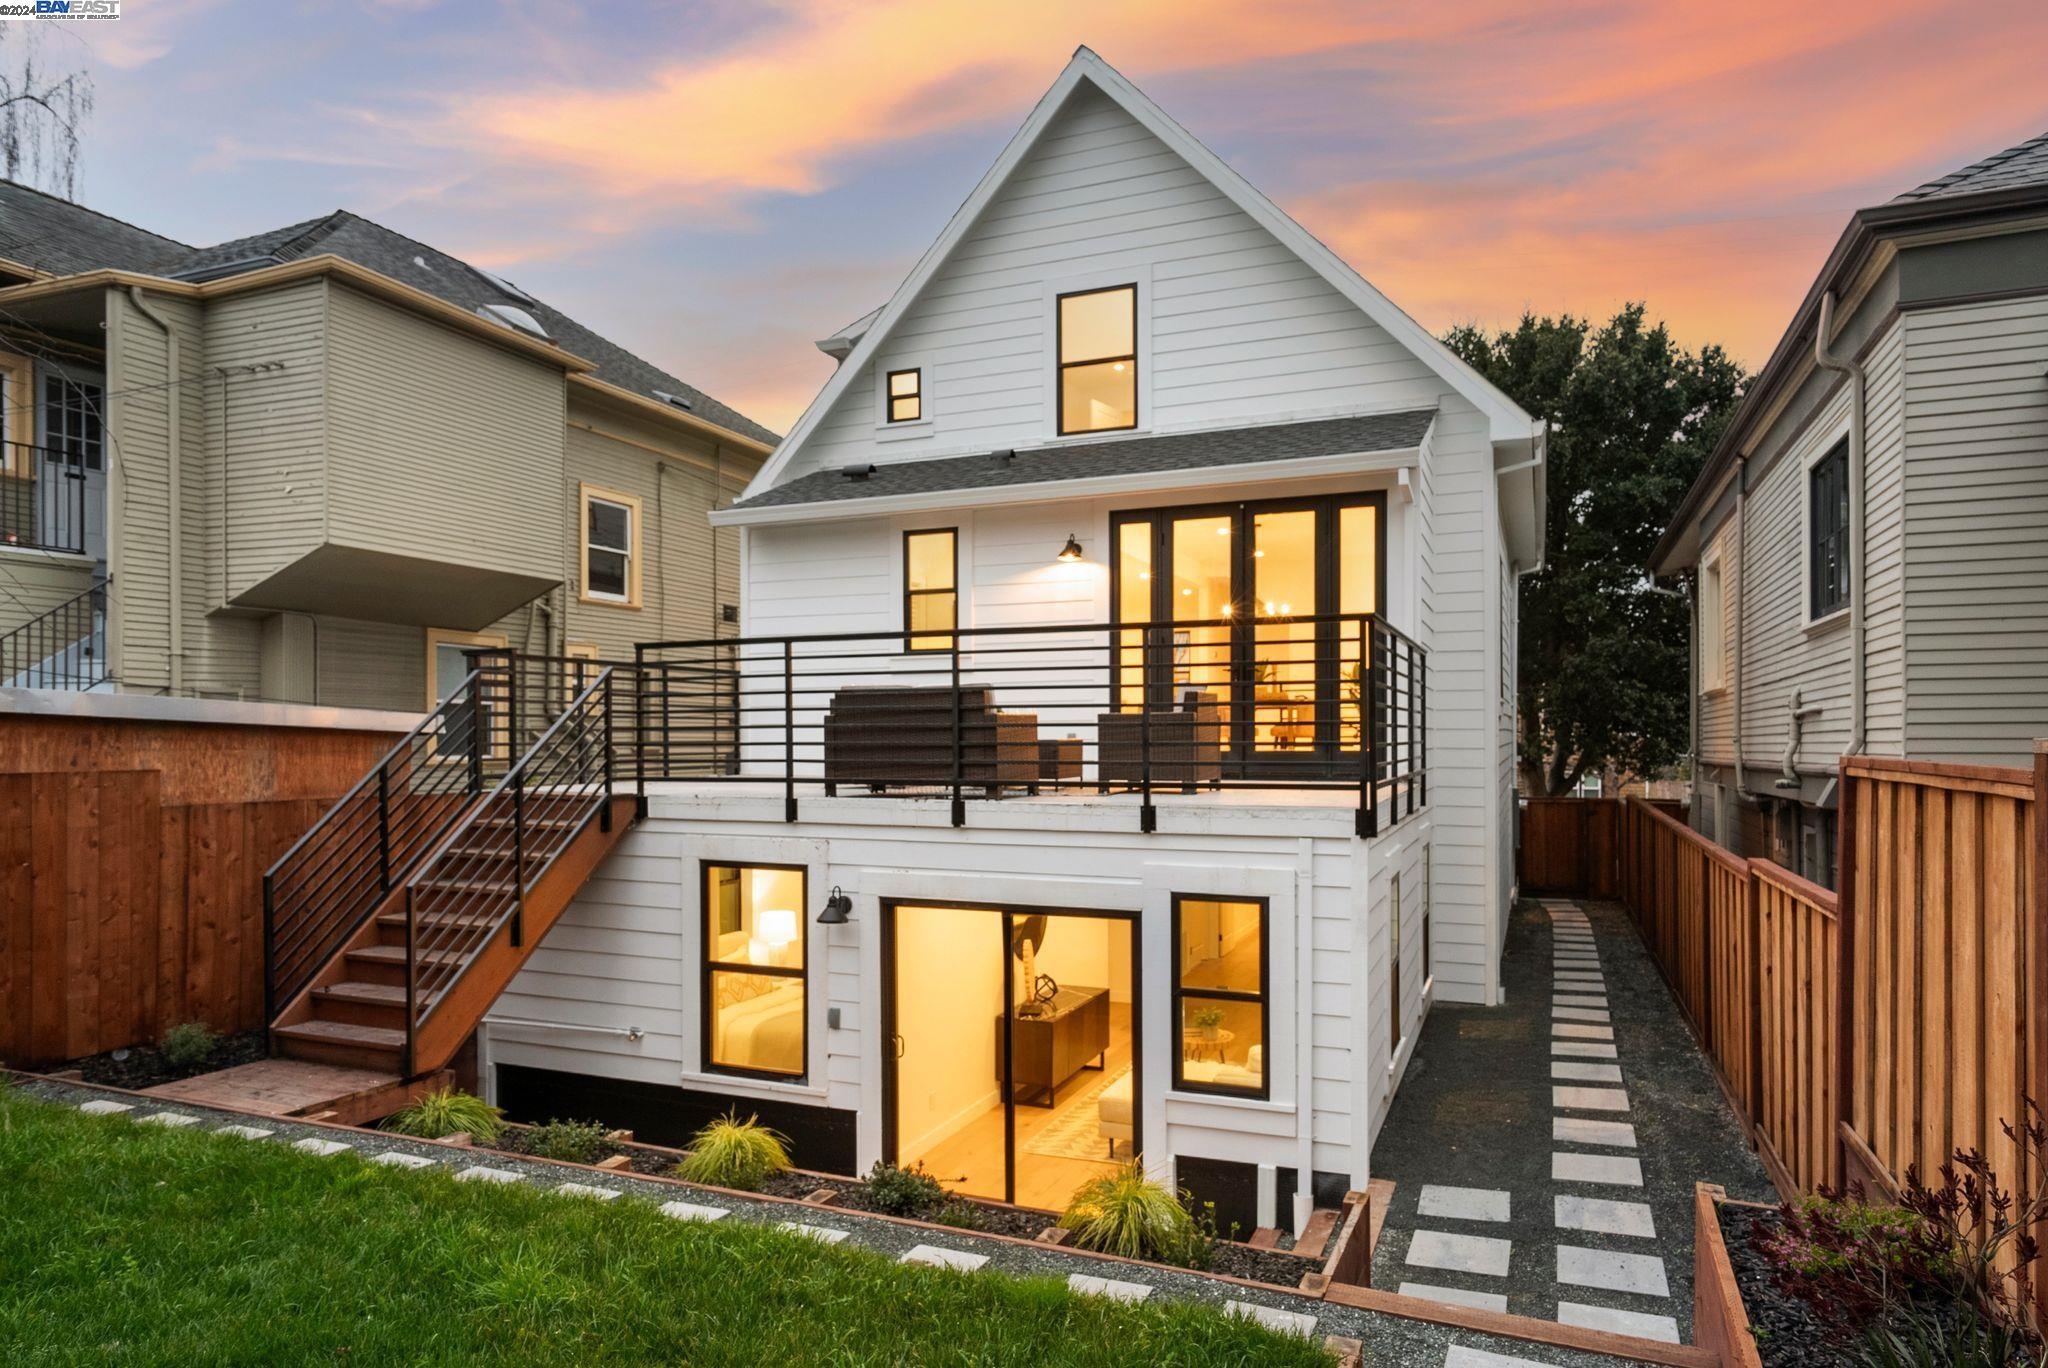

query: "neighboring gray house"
left=0, top=182, right=777, bottom=710
left=1651, top=130, right=2048, bottom=886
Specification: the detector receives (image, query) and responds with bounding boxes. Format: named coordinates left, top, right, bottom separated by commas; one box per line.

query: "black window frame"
left=1169, top=893, right=1271, bottom=1101
left=902, top=527, right=958, bottom=653
left=698, top=859, right=810, bottom=1084
left=886, top=367, right=923, bottom=424
left=1056, top=283, right=1138, bottom=436
left=1808, top=438, right=1850, bottom=621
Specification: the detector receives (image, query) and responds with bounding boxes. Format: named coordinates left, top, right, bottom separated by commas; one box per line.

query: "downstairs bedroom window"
left=702, top=862, right=808, bottom=1081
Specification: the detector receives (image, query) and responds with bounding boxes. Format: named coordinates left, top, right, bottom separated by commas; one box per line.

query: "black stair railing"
left=0, top=576, right=107, bottom=691
left=262, top=669, right=497, bottom=1021
left=398, top=667, right=617, bottom=1073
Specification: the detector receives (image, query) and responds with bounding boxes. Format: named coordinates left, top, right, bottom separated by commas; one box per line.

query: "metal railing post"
left=261, top=874, right=277, bottom=1024
left=601, top=671, right=615, bottom=833
left=1419, top=650, right=1429, bottom=808
left=1140, top=626, right=1156, bottom=835
left=375, top=767, right=392, bottom=891
left=632, top=646, right=649, bottom=805
left=403, top=886, right=418, bottom=1077
left=1358, top=620, right=1378, bottom=839
left=950, top=635, right=966, bottom=827
left=467, top=684, right=485, bottom=796
left=510, top=767, right=526, bottom=949
left=783, top=640, right=798, bottom=823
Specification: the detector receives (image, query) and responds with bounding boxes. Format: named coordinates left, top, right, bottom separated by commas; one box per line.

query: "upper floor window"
left=1058, top=284, right=1136, bottom=435
left=886, top=368, right=922, bottom=423
left=1808, top=438, right=1849, bottom=621
left=43, top=374, right=103, bottom=471
left=580, top=483, right=641, bottom=607
left=903, top=528, right=957, bottom=651
left=1700, top=551, right=1726, bottom=691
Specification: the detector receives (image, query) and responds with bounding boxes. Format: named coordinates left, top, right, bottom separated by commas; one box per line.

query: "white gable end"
left=774, top=83, right=1451, bottom=486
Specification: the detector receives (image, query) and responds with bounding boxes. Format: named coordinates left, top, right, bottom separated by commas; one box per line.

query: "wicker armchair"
left=1097, top=688, right=1223, bottom=792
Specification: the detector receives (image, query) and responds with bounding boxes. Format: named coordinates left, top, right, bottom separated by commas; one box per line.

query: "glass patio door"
left=1112, top=493, right=1382, bottom=772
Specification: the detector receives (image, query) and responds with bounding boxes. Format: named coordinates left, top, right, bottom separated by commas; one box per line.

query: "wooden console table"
left=998, top=985, right=1109, bottom=1107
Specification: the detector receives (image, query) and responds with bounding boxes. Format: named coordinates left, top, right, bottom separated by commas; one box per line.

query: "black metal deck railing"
left=0, top=575, right=107, bottom=691
left=1, top=441, right=90, bottom=556
left=628, top=613, right=1426, bottom=838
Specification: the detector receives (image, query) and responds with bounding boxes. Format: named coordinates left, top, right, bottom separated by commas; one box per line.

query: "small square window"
left=886, top=367, right=922, bottom=423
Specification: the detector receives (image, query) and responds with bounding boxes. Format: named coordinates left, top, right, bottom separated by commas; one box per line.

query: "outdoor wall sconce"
left=817, top=886, right=853, bottom=924
left=1057, top=533, right=1085, bottom=563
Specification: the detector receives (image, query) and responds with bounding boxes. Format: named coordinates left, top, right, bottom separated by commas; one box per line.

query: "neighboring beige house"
left=1650, top=130, right=2048, bottom=888
left=0, top=182, right=776, bottom=711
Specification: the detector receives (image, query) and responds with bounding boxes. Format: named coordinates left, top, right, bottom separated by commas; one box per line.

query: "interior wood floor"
left=909, top=1003, right=1132, bottom=1212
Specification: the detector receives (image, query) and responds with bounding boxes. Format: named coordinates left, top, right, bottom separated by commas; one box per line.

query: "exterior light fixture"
left=818, top=886, right=853, bottom=924
left=1057, top=534, right=1084, bottom=563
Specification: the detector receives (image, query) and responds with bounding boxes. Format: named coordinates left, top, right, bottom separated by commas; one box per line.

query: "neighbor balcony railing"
left=0, top=441, right=91, bottom=556
left=630, top=614, right=1425, bottom=838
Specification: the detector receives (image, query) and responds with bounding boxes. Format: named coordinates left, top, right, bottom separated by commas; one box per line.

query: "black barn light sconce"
left=1056, top=533, right=1085, bottom=563
left=818, top=886, right=853, bottom=925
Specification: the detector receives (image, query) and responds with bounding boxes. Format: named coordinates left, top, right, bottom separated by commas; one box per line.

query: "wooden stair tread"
left=313, top=981, right=405, bottom=1006
left=413, top=875, right=516, bottom=895
left=375, top=909, right=501, bottom=931
left=348, top=944, right=467, bottom=967
left=274, top=1020, right=405, bottom=1050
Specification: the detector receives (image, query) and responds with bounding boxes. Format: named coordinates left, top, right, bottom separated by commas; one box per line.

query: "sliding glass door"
left=1111, top=492, right=1382, bottom=772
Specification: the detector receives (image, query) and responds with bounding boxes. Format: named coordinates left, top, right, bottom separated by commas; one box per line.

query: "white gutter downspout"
left=127, top=286, right=183, bottom=695
left=1814, top=291, right=1868, bottom=764
left=1731, top=456, right=1752, bottom=798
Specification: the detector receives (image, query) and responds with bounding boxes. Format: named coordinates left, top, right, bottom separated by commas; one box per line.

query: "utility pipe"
left=1813, top=291, right=1868, bottom=762
left=1731, top=457, right=1752, bottom=798
left=126, top=286, right=182, bottom=695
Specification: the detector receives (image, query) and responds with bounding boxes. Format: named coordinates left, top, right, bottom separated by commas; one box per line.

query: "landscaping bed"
left=57, top=1029, right=267, bottom=1090
left=1716, top=1200, right=1853, bottom=1368
left=0, top=1089, right=1328, bottom=1366
left=477, top=1120, right=1321, bottom=1286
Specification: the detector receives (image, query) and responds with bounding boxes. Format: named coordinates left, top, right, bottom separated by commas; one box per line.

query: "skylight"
left=475, top=303, right=549, bottom=339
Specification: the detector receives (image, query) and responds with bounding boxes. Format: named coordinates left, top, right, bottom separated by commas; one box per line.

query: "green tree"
left=1445, top=304, right=1745, bottom=795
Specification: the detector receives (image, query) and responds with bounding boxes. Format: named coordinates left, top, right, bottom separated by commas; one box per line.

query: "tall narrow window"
left=1058, top=284, right=1136, bottom=435
left=1388, top=873, right=1405, bottom=1056
left=702, top=862, right=807, bottom=1080
left=1700, top=553, right=1725, bottom=691
left=0, top=351, right=29, bottom=473
left=580, top=484, right=641, bottom=607
left=1808, top=439, right=1849, bottom=620
left=1172, top=896, right=1267, bottom=1098
left=886, top=368, right=922, bottom=423
left=903, top=528, right=957, bottom=651
left=43, top=374, right=103, bottom=471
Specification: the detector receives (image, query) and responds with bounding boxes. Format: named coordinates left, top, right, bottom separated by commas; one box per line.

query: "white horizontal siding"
left=780, top=85, right=1441, bottom=482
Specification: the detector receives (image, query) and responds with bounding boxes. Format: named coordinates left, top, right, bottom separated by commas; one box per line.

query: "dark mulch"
left=493, top=1129, right=626, bottom=1166
left=1206, top=1240, right=1319, bottom=1289
left=61, top=1031, right=267, bottom=1091
left=1719, top=1203, right=1860, bottom=1368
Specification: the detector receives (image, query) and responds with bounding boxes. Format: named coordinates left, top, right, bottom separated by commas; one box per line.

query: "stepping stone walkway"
left=137, top=1111, right=200, bottom=1128
left=1369, top=895, right=1775, bottom=1355
left=659, top=1200, right=728, bottom=1222
left=1068, top=1272, right=1152, bottom=1303
left=293, top=1138, right=352, bottom=1158
left=553, top=1182, right=621, bottom=1201
left=900, top=1244, right=987, bottom=1272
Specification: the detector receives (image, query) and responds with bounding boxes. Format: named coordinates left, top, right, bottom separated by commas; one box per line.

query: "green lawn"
left=0, top=1090, right=1327, bottom=1365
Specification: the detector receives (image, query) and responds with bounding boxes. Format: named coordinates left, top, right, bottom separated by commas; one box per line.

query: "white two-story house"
left=481, top=48, right=1545, bottom=1234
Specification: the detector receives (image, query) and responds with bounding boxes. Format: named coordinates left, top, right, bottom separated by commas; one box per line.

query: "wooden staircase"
left=265, top=659, right=637, bottom=1078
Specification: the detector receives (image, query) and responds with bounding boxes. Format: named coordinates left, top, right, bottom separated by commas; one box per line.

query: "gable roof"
left=0, top=182, right=780, bottom=451
left=1649, top=125, right=2048, bottom=574
left=743, top=47, right=1535, bottom=498
left=725, top=409, right=1435, bottom=517
left=0, top=178, right=190, bottom=276
left=1893, top=129, right=2048, bottom=202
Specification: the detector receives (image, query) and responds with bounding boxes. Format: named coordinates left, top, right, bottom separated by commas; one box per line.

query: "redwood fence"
left=0, top=711, right=409, bottom=1066
left=1525, top=747, right=2046, bottom=1232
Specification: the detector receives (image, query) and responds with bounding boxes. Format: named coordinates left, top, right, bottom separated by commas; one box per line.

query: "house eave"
left=709, top=444, right=1423, bottom=527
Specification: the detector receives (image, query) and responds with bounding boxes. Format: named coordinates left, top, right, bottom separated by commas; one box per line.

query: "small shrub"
left=1058, top=1160, right=1211, bottom=1268
left=674, top=1112, right=788, bottom=1191
left=160, top=1022, right=218, bottom=1071
left=934, top=1199, right=986, bottom=1231
left=862, top=1160, right=948, bottom=1219
left=516, top=1118, right=612, bottom=1164
left=381, top=1087, right=504, bottom=1144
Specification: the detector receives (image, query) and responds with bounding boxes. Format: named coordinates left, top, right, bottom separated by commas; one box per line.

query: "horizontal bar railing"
left=628, top=613, right=1426, bottom=837
left=0, top=441, right=90, bottom=556
left=262, top=670, right=496, bottom=1021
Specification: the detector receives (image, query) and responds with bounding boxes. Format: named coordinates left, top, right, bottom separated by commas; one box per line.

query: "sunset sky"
left=37, top=0, right=2048, bottom=435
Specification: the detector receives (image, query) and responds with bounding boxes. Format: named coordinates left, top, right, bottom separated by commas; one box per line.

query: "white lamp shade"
left=756, top=907, right=799, bottom=948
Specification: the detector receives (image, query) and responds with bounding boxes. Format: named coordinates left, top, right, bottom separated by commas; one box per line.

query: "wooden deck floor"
left=141, top=1060, right=446, bottom=1125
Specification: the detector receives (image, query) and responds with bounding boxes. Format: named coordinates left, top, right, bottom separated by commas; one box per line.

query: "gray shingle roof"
left=0, top=179, right=190, bottom=275
left=1894, top=130, right=2048, bottom=202
left=0, top=186, right=779, bottom=449
left=730, top=409, right=1436, bottom=512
